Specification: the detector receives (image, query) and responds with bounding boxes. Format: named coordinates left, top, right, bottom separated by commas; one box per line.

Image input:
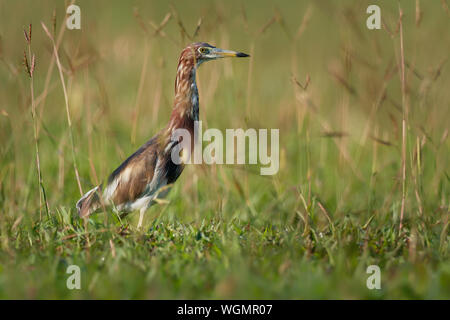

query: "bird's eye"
left=199, top=47, right=209, bottom=54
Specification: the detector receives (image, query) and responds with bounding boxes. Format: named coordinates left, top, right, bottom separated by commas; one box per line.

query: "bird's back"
left=76, top=133, right=184, bottom=217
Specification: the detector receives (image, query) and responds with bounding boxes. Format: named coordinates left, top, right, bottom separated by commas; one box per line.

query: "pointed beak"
left=213, top=48, right=250, bottom=58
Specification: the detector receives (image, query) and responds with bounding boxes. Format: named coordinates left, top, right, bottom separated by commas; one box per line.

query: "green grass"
left=0, top=0, right=449, bottom=299
left=1, top=205, right=449, bottom=299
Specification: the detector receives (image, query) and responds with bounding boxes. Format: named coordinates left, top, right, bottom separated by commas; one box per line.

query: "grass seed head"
left=23, top=24, right=32, bottom=44
left=31, top=54, right=36, bottom=77
left=23, top=50, right=31, bottom=77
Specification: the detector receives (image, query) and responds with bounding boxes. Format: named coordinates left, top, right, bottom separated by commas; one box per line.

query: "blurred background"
left=0, top=0, right=448, bottom=299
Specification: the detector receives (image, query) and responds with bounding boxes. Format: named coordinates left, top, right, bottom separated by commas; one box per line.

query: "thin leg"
left=137, top=208, right=145, bottom=229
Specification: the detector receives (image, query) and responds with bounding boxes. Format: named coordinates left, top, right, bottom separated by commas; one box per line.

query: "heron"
left=76, top=42, right=249, bottom=228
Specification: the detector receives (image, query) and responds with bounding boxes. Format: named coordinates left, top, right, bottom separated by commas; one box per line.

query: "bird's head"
left=181, top=42, right=249, bottom=67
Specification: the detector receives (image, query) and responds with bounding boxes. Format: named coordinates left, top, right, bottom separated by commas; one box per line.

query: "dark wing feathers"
left=106, top=136, right=160, bottom=205
left=76, top=136, right=161, bottom=217
left=108, top=136, right=158, bottom=184
left=76, top=131, right=185, bottom=217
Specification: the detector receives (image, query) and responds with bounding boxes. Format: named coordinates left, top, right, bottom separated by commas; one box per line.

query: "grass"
left=0, top=0, right=449, bottom=299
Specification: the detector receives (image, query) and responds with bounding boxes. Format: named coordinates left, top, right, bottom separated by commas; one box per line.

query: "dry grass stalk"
left=24, top=24, right=49, bottom=219
left=130, top=40, right=150, bottom=145
left=41, top=21, right=83, bottom=196
left=170, top=4, right=202, bottom=42
left=295, top=5, right=313, bottom=40
left=415, top=1, right=422, bottom=26
left=37, top=2, right=74, bottom=136
left=398, top=7, right=408, bottom=233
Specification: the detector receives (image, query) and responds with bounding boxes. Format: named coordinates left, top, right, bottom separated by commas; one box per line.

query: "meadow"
left=0, top=0, right=448, bottom=299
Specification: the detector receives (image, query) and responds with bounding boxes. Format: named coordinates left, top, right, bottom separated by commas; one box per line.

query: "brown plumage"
left=76, top=42, right=249, bottom=228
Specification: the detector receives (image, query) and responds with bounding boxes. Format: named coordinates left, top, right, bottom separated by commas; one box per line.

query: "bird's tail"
left=76, top=185, right=103, bottom=217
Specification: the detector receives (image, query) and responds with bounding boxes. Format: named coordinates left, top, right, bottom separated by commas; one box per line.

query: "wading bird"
left=76, top=42, right=249, bottom=228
